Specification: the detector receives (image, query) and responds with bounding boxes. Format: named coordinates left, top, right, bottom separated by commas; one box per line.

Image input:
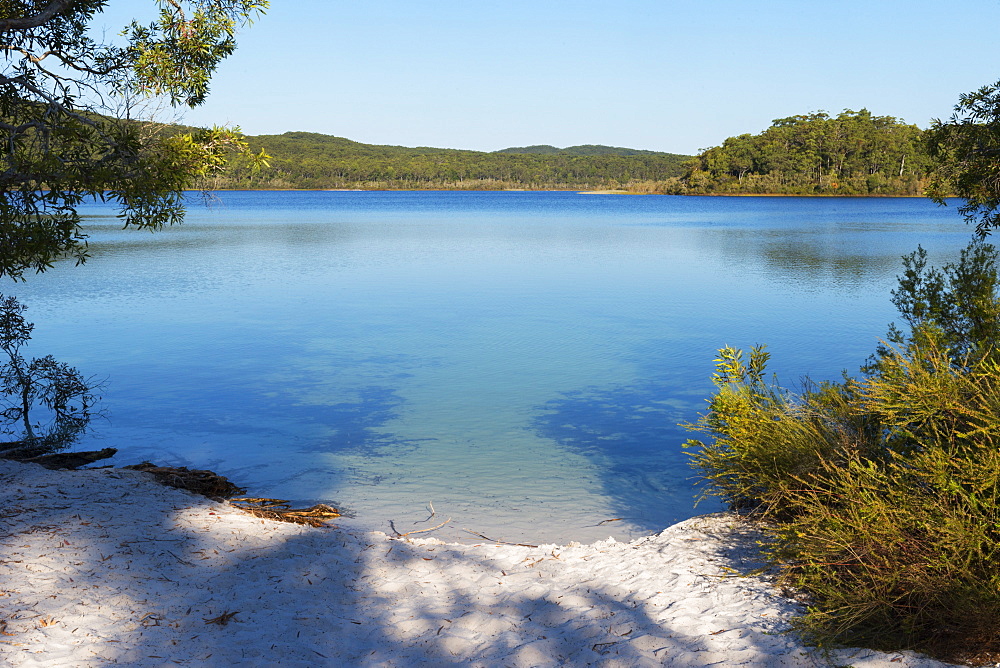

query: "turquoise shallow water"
left=5, top=191, right=974, bottom=543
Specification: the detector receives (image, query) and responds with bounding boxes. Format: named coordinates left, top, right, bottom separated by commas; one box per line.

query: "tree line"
left=201, top=132, right=691, bottom=191
left=678, top=109, right=933, bottom=195
left=200, top=111, right=938, bottom=196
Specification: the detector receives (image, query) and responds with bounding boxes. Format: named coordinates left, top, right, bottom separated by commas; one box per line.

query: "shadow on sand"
left=0, top=461, right=910, bottom=667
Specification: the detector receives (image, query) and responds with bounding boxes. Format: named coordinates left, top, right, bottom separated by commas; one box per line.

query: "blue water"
left=4, top=191, right=975, bottom=543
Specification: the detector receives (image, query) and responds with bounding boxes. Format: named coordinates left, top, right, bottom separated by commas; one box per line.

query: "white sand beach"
left=0, top=460, right=962, bottom=667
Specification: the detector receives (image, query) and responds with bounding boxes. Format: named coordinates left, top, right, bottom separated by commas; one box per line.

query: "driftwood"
left=6, top=447, right=118, bottom=469
left=125, top=464, right=339, bottom=527
left=123, top=462, right=247, bottom=500
left=0, top=440, right=48, bottom=457
left=228, top=497, right=341, bottom=527
left=5, top=456, right=341, bottom=528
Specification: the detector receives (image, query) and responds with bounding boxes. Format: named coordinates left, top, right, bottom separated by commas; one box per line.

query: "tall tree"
left=0, top=0, right=267, bottom=280
left=928, top=80, right=1000, bottom=237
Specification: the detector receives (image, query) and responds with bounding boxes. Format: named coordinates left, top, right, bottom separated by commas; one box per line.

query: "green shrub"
left=774, top=345, right=1000, bottom=658
left=684, top=241, right=1000, bottom=662
left=683, top=346, right=882, bottom=519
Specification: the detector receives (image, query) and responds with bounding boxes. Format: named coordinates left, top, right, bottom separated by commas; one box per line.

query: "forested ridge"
left=494, top=144, right=668, bottom=156
left=206, top=132, right=691, bottom=191
left=679, top=109, right=933, bottom=195
left=200, top=110, right=935, bottom=195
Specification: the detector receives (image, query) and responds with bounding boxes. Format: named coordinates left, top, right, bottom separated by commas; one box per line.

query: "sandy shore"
left=0, top=460, right=960, bottom=667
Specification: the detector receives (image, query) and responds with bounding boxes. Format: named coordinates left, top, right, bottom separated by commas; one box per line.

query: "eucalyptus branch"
left=0, top=0, right=75, bottom=31
left=164, top=0, right=186, bottom=21
left=0, top=46, right=56, bottom=64
left=2, top=45, right=128, bottom=77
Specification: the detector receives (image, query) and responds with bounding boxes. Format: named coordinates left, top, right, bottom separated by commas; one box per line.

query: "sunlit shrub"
left=684, top=240, right=1000, bottom=662
left=684, top=347, right=881, bottom=519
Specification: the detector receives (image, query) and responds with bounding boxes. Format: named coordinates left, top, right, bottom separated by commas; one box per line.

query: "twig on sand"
left=415, top=501, right=436, bottom=524
left=597, top=518, right=624, bottom=526
left=166, top=550, right=194, bottom=566
left=203, top=611, right=239, bottom=626
left=390, top=517, right=452, bottom=539
left=462, top=529, right=538, bottom=548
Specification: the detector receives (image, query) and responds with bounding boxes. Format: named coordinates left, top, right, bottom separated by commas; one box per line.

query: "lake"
left=5, top=191, right=974, bottom=543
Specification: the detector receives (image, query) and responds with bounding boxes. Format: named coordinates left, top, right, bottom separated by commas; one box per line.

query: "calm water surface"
left=7, top=191, right=974, bottom=543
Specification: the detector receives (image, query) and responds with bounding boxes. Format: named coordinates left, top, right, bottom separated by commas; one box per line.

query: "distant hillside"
left=208, top=132, right=692, bottom=191
left=495, top=144, right=682, bottom=158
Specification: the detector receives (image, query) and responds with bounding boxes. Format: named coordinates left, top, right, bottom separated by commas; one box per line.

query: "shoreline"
left=0, top=460, right=957, bottom=667
left=183, top=187, right=930, bottom=198
left=184, top=188, right=928, bottom=199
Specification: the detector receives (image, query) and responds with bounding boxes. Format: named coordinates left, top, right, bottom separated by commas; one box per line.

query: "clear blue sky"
left=99, top=0, right=1000, bottom=155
